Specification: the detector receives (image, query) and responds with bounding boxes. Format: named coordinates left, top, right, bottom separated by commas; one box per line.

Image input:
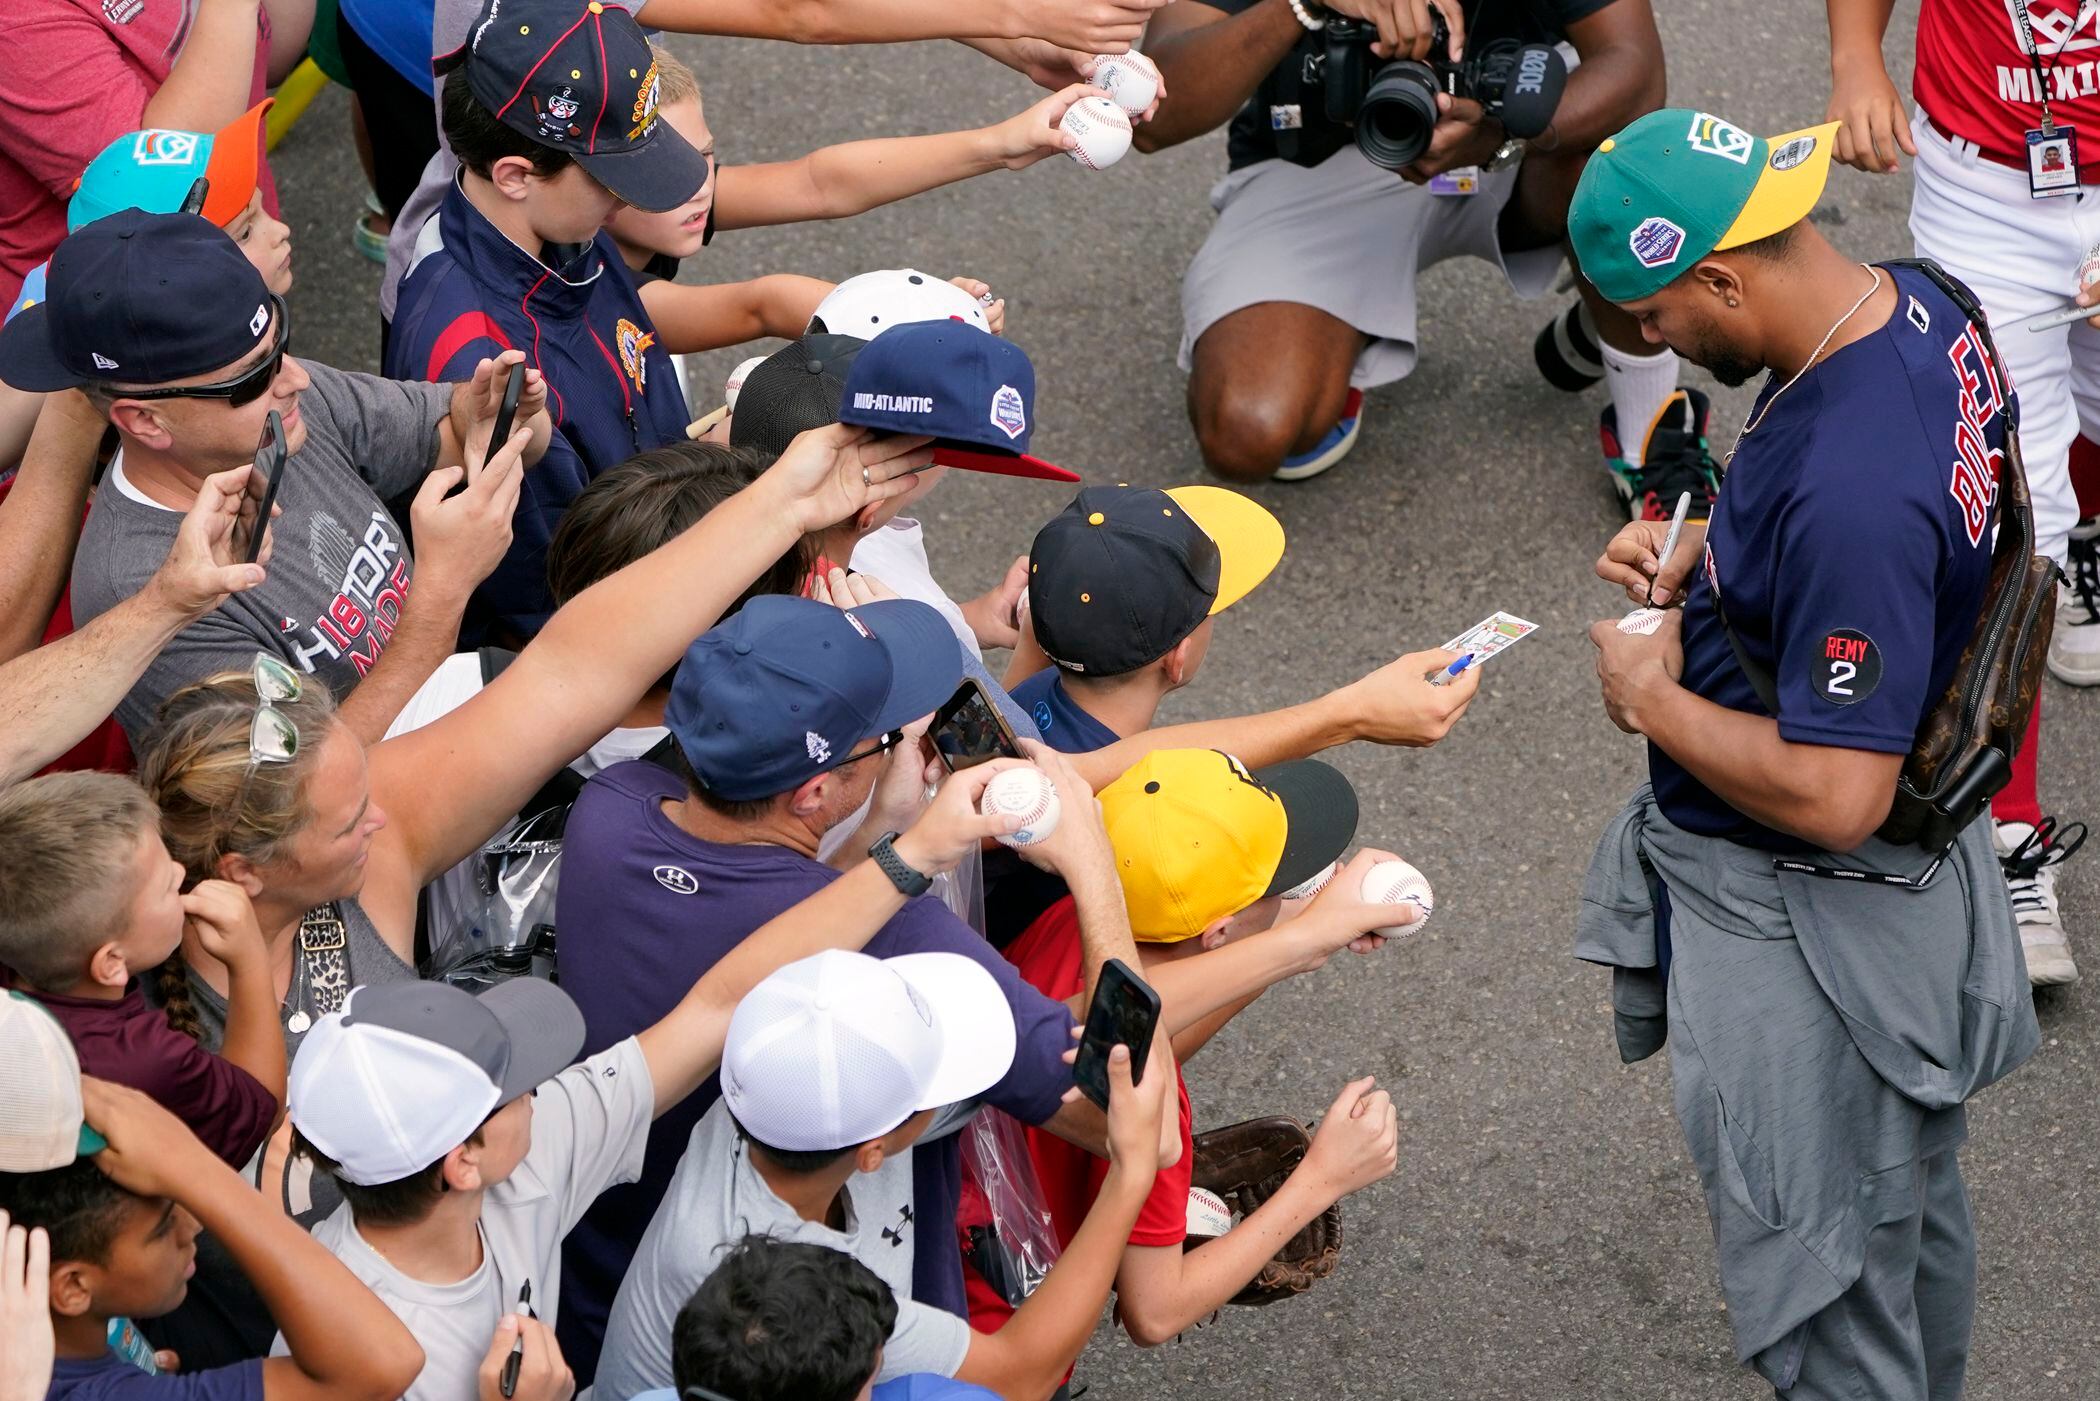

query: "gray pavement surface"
left=270, top=1, right=2097, bottom=1393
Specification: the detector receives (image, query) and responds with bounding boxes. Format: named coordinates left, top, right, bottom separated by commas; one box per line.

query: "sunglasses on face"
left=826, top=728, right=907, bottom=773
left=116, top=296, right=291, bottom=410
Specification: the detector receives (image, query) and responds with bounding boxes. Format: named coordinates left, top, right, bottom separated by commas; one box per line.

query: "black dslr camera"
left=1309, top=12, right=1567, bottom=170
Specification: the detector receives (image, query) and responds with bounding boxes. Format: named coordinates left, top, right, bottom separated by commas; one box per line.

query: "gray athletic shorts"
left=1178, top=144, right=1565, bottom=388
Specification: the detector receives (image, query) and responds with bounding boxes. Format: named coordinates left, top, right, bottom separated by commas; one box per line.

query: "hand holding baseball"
left=1298, top=848, right=1418, bottom=960
left=1087, top=50, right=1164, bottom=120
left=1007, top=740, right=1111, bottom=878
left=893, top=757, right=1034, bottom=873
left=1303, top=1076, right=1400, bottom=1198
left=1060, top=95, right=1135, bottom=170
left=995, top=84, right=1113, bottom=169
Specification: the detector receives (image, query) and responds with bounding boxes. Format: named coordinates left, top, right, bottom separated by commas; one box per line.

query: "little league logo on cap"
left=448, top=0, right=708, bottom=213
left=1568, top=108, right=1840, bottom=305
left=836, top=322, right=1079, bottom=482
left=69, top=102, right=274, bottom=233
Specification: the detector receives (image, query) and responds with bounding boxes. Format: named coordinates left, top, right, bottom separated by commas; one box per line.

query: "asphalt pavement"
left=270, top=1, right=2097, bottom=1393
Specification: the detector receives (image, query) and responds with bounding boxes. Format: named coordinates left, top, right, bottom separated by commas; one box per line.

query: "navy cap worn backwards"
left=666, top=595, right=963, bottom=802
left=836, top=322, right=1079, bottom=483
left=0, top=210, right=273, bottom=393
left=446, top=0, right=709, bottom=213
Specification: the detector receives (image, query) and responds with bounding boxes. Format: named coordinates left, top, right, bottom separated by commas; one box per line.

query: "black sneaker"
left=1599, top=387, right=1722, bottom=522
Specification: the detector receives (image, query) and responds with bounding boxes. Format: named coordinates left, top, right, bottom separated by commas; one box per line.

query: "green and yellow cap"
left=1569, top=109, right=1839, bottom=304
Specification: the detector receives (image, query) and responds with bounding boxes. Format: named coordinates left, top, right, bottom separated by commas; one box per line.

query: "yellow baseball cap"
left=1102, top=749, right=1358, bottom=942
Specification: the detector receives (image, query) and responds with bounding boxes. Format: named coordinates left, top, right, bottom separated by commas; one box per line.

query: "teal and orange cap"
left=1569, top=109, right=1839, bottom=305
left=67, top=100, right=274, bottom=234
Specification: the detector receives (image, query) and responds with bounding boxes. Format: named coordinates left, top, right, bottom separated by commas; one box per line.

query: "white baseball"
left=1618, top=607, right=1667, bottom=636
left=1093, top=50, right=1161, bottom=115
left=982, top=765, right=1061, bottom=847
left=723, top=355, right=768, bottom=411
left=1060, top=96, right=1133, bottom=171
left=1280, top=859, right=1340, bottom=902
left=1360, top=859, right=1434, bottom=936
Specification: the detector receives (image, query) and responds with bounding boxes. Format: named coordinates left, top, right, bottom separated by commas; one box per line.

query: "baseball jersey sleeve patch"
left=1815, top=628, right=1883, bottom=705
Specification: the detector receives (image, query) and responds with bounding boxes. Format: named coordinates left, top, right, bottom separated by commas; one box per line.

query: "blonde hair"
left=652, top=43, right=701, bottom=107
left=0, top=773, right=159, bottom=990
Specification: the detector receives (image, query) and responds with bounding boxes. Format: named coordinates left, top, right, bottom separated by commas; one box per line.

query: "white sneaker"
left=2048, top=519, right=2100, bottom=686
left=1995, top=818, right=2084, bottom=986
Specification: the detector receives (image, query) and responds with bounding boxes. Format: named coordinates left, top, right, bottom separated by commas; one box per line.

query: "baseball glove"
left=1185, top=1116, right=1341, bottom=1306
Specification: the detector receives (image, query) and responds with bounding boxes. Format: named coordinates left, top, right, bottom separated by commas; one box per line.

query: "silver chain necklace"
left=1725, top=264, right=1884, bottom=466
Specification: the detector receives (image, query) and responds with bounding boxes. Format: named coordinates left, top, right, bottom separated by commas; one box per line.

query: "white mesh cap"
left=722, top=950, right=1017, bottom=1152
left=0, top=992, right=104, bottom=1171
left=807, top=269, right=990, bottom=339
left=288, top=980, right=583, bottom=1185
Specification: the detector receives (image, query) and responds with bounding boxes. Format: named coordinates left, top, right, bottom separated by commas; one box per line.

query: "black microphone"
left=1498, top=44, right=1566, bottom=139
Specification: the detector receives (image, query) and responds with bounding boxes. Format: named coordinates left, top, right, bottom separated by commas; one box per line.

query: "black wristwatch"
left=869, top=832, right=932, bottom=896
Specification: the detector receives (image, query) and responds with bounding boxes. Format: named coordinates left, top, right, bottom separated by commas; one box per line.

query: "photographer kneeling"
left=1140, top=0, right=1677, bottom=496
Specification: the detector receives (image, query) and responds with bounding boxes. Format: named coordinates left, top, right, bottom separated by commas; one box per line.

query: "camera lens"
left=1356, top=60, right=1441, bottom=169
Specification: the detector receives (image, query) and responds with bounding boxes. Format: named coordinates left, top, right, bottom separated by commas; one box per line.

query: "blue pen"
left=1427, top=653, right=1475, bottom=686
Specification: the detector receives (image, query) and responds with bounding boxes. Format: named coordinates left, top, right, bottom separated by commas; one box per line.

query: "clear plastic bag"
left=427, top=805, right=564, bottom=990
left=959, top=1107, right=1061, bottom=1308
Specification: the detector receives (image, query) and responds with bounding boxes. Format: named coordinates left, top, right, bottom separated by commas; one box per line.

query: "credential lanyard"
left=2011, top=0, right=2074, bottom=131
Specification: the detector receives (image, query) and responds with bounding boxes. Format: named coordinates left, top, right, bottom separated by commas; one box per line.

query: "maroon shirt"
left=20, top=979, right=275, bottom=1166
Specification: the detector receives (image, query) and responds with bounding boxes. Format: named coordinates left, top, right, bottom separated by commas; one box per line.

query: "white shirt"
left=279, top=1038, right=654, bottom=1400
left=592, top=1097, right=974, bottom=1400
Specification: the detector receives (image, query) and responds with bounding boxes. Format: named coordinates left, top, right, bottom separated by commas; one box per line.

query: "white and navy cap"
left=288, top=980, right=584, bottom=1185
left=722, top=950, right=1017, bottom=1153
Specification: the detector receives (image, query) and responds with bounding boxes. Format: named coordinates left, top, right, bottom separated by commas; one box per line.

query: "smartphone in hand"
left=235, top=409, right=287, bottom=566
left=1072, top=958, right=1162, bottom=1111
left=930, top=677, right=1023, bottom=773
left=454, top=361, right=526, bottom=499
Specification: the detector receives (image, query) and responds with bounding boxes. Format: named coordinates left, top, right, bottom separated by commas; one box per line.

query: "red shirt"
left=11, top=977, right=276, bottom=1167
left=0, top=0, right=276, bottom=305
left=963, top=897, right=1195, bottom=1335
left=1915, top=0, right=2100, bottom=174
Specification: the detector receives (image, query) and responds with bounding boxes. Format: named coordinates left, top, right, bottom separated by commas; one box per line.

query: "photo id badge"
left=1428, top=167, right=1482, bottom=196
left=2029, top=126, right=2080, bottom=198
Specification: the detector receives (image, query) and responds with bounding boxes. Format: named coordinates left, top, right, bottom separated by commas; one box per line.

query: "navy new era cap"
left=444, top=0, right=708, bottom=213
left=0, top=210, right=273, bottom=393
left=666, top=596, right=963, bottom=802
left=837, top=323, right=1079, bottom=483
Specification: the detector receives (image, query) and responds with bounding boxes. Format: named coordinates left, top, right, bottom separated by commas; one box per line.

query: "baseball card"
left=1443, top=611, right=1539, bottom=663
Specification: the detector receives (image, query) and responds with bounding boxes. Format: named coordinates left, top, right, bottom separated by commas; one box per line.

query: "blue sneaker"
left=1273, top=388, right=1364, bottom=482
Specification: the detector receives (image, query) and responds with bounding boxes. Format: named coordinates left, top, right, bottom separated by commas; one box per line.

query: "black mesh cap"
left=729, top=334, right=867, bottom=458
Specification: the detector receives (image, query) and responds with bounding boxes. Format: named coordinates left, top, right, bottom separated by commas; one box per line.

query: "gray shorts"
left=1178, top=145, right=1565, bottom=388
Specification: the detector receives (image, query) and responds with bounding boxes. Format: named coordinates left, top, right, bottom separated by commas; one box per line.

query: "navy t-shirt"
left=46, top=1355, right=260, bottom=1400
left=1007, top=669, right=1121, bottom=754
left=1652, top=265, right=1999, bottom=851
left=551, top=759, right=1079, bottom=1380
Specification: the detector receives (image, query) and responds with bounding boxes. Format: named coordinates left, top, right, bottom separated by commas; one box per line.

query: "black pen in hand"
left=499, top=1280, right=533, bottom=1398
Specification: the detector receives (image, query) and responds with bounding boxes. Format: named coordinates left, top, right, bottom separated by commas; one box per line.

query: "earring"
left=1726, top=297, right=1739, bottom=308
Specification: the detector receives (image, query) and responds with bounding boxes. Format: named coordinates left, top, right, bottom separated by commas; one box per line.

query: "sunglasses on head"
left=225, top=653, right=302, bottom=815
left=113, top=295, right=291, bottom=409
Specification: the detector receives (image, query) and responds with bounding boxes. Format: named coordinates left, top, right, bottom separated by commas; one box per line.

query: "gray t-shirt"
left=379, top=0, right=644, bottom=319
left=277, top=1037, right=653, bottom=1401
left=69, top=361, right=451, bottom=741
left=593, top=1097, right=974, bottom=1400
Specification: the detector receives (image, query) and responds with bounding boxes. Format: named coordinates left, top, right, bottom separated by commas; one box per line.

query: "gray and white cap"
left=287, top=980, right=584, bottom=1185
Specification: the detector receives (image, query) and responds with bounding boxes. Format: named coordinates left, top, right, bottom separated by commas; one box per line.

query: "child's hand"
left=947, top=277, right=1005, bottom=335
left=182, top=880, right=266, bottom=972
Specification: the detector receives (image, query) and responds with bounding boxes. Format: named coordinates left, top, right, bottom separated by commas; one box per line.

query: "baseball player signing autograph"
left=1568, top=110, right=2040, bottom=1399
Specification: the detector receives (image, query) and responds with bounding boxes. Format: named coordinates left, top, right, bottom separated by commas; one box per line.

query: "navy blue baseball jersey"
left=388, top=183, right=689, bottom=637
left=1653, top=264, right=2001, bottom=851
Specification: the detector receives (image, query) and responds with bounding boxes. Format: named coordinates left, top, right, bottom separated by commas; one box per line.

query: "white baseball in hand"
left=724, top=355, right=768, bottom=411
left=1618, top=607, right=1667, bottom=636
left=981, top=765, right=1061, bottom=847
left=1360, top=859, right=1434, bottom=936
left=1093, top=50, right=1161, bottom=115
left=1060, top=97, right=1133, bottom=171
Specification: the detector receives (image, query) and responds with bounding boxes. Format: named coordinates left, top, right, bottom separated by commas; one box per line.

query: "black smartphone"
left=1072, top=958, right=1161, bottom=1111
left=179, top=176, right=209, bottom=215
left=455, top=362, right=526, bottom=499
left=236, top=409, right=287, bottom=565
left=929, top=676, right=1023, bottom=772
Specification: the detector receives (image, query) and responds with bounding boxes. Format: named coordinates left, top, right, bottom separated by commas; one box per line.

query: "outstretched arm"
left=636, top=0, right=1164, bottom=53
left=714, top=86, right=1096, bottom=232
left=370, top=426, right=933, bottom=895
left=0, top=391, right=104, bottom=664
left=638, top=275, right=834, bottom=355
left=636, top=759, right=1030, bottom=1114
